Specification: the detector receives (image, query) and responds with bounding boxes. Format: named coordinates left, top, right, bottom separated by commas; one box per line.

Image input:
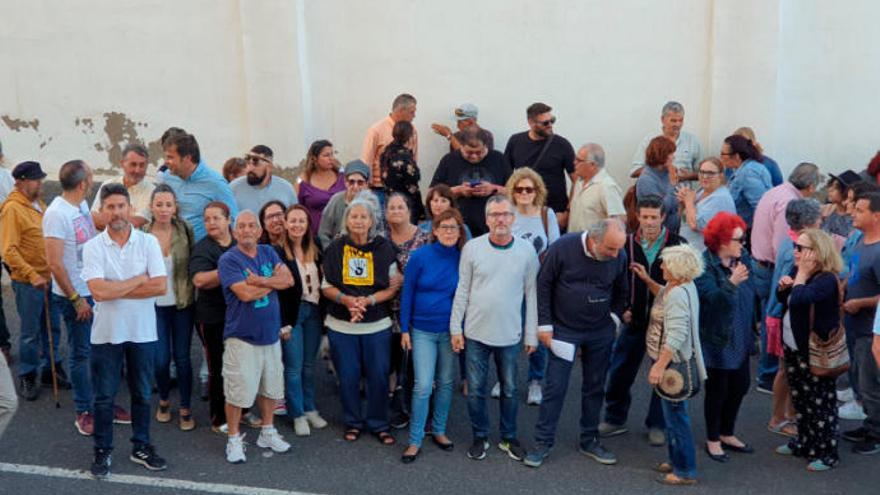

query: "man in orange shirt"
left=361, top=93, right=419, bottom=207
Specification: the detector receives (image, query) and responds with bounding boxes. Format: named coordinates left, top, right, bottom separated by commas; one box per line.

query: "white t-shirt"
left=82, top=228, right=166, bottom=344
left=155, top=254, right=176, bottom=307
left=42, top=197, right=97, bottom=297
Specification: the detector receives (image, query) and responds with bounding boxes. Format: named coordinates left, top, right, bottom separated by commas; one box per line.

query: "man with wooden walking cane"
left=0, top=161, right=64, bottom=402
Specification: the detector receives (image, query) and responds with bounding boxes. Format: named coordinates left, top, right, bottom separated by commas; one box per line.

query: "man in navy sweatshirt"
left=524, top=218, right=628, bottom=468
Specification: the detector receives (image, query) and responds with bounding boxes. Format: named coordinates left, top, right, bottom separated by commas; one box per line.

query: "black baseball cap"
left=12, top=161, right=47, bottom=180
left=830, top=170, right=862, bottom=188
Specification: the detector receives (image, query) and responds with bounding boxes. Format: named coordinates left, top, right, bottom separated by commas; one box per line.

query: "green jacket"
left=143, top=218, right=194, bottom=309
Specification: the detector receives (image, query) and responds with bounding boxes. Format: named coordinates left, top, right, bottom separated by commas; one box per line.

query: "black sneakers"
left=467, top=437, right=490, bottom=460
left=843, top=426, right=868, bottom=443
left=41, top=365, right=72, bottom=390
left=19, top=374, right=40, bottom=401
left=498, top=438, right=526, bottom=461
left=90, top=449, right=111, bottom=479
left=130, top=444, right=167, bottom=471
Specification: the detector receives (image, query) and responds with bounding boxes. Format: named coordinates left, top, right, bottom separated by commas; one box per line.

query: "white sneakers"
left=226, top=433, right=246, bottom=464
left=257, top=426, right=292, bottom=453
left=836, top=388, right=855, bottom=404
left=305, top=410, right=328, bottom=429
left=527, top=380, right=543, bottom=405
left=839, top=400, right=867, bottom=421
left=293, top=416, right=311, bottom=437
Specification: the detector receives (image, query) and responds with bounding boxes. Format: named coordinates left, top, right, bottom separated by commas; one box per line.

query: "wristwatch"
left=69, top=293, right=81, bottom=304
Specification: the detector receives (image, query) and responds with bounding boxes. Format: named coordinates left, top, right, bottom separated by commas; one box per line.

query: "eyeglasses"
left=265, top=212, right=284, bottom=220
left=487, top=212, right=514, bottom=219
left=513, top=186, right=535, bottom=194
left=347, top=178, right=367, bottom=186
left=794, top=244, right=814, bottom=253
left=537, top=117, right=556, bottom=126
left=720, top=152, right=735, bottom=157
left=698, top=170, right=720, bottom=177
left=730, top=236, right=744, bottom=243
left=436, top=224, right=460, bottom=231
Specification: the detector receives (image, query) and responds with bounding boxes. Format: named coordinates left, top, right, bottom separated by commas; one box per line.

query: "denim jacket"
left=728, top=159, right=771, bottom=226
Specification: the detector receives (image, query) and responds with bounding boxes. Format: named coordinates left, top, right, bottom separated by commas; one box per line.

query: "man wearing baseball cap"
left=0, top=161, right=65, bottom=401
left=431, top=103, right=495, bottom=153
left=317, top=159, right=373, bottom=248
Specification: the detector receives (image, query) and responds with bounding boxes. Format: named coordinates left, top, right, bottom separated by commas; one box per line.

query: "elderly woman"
left=636, top=136, right=680, bottom=234
left=721, top=135, right=772, bottom=230
left=635, top=244, right=706, bottom=485
left=399, top=209, right=466, bottom=463
left=259, top=200, right=287, bottom=246
left=296, top=140, right=345, bottom=237
left=144, top=184, right=196, bottom=430
left=775, top=229, right=843, bottom=471
left=677, top=157, right=736, bottom=252
left=694, top=212, right=756, bottom=462
left=322, top=196, right=400, bottom=445
left=764, top=199, right=822, bottom=437
left=504, top=167, right=560, bottom=404
left=386, top=193, right=431, bottom=429
left=189, top=202, right=236, bottom=432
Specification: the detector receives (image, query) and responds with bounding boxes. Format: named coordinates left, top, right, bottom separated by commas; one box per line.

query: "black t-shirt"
left=503, top=131, right=575, bottom=212
left=189, top=236, right=236, bottom=325
left=430, top=149, right=511, bottom=237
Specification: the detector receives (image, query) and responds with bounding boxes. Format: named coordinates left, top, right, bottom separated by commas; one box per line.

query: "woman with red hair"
left=694, top=212, right=757, bottom=463
left=636, top=136, right=680, bottom=233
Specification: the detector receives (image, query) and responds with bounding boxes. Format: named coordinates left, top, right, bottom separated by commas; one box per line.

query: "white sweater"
left=450, top=234, right=539, bottom=347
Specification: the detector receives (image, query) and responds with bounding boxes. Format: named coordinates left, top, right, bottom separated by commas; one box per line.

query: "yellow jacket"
left=0, top=190, right=49, bottom=284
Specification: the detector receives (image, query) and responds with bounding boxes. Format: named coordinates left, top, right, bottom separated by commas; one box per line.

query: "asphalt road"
left=0, top=284, right=877, bottom=495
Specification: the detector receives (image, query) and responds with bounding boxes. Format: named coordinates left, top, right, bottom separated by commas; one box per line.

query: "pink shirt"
left=750, top=182, right=803, bottom=263
left=361, top=116, right=418, bottom=188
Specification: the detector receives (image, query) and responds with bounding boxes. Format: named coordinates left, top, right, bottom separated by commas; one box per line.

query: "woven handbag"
left=807, top=288, right=850, bottom=378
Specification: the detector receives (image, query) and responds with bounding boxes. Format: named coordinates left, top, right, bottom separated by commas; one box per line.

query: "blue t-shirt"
left=845, top=238, right=880, bottom=339
left=218, top=245, right=282, bottom=345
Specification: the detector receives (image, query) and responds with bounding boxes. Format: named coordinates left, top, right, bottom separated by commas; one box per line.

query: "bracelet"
left=69, top=293, right=81, bottom=303
left=368, top=295, right=377, bottom=306
left=335, top=292, right=343, bottom=304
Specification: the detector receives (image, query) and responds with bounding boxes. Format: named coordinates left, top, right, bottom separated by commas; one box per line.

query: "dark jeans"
left=603, top=323, right=665, bottom=429
left=328, top=328, right=391, bottom=433
left=197, top=322, right=226, bottom=427
left=528, top=343, right=548, bottom=382
left=703, top=362, right=750, bottom=441
left=91, top=341, right=156, bottom=452
left=11, top=281, right=61, bottom=377
left=534, top=326, right=614, bottom=448
left=51, top=294, right=94, bottom=413
left=154, top=305, right=195, bottom=409
left=854, top=336, right=880, bottom=437
left=466, top=339, right=520, bottom=440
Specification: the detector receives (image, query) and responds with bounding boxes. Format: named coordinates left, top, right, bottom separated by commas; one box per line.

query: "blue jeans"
left=91, top=341, right=155, bottom=451
left=51, top=294, right=94, bottom=413
left=662, top=397, right=697, bottom=479
left=528, top=343, right=547, bottom=381
left=11, top=281, right=61, bottom=377
left=281, top=302, right=322, bottom=418
left=328, top=328, right=391, bottom=432
left=408, top=329, right=455, bottom=447
left=604, top=323, right=664, bottom=429
left=752, top=263, right=778, bottom=386
left=466, top=339, right=520, bottom=440
left=535, top=326, right=615, bottom=448
left=154, top=305, right=195, bottom=409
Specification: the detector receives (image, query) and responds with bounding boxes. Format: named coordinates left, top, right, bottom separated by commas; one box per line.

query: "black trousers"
left=703, top=362, right=750, bottom=441
left=197, top=322, right=226, bottom=427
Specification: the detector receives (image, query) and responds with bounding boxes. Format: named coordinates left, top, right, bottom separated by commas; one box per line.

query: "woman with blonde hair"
left=733, top=127, right=782, bottom=186
left=634, top=243, right=706, bottom=485
left=774, top=228, right=842, bottom=471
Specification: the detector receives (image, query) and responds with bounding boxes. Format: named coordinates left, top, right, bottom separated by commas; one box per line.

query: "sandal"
left=376, top=431, right=396, bottom=446
left=656, top=473, right=697, bottom=486
left=653, top=462, right=673, bottom=474
left=768, top=420, right=798, bottom=438
left=343, top=428, right=361, bottom=442
left=155, top=403, right=171, bottom=423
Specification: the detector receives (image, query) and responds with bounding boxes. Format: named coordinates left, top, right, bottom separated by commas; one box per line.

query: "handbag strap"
left=530, top=134, right=556, bottom=170
left=628, top=234, right=636, bottom=306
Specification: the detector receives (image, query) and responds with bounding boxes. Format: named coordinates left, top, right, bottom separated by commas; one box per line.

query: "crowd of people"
left=0, top=96, right=879, bottom=486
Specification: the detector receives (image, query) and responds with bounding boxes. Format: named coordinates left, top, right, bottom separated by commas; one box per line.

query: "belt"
left=756, top=260, right=775, bottom=269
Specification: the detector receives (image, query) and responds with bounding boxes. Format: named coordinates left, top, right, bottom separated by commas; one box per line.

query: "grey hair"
left=341, top=191, right=381, bottom=239
left=392, top=93, right=417, bottom=111
left=785, top=198, right=821, bottom=231
left=234, top=209, right=261, bottom=229
left=788, top=162, right=821, bottom=191
left=661, top=101, right=685, bottom=117
left=484, top=194, right=513, bottom=217
left=588, top=217, right=626, bottom=242
left=121, top=143, right=148, bottom=160
left=580, top=143, right=606, bottom=168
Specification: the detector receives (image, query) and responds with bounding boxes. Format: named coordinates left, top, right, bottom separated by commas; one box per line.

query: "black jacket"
left=625, top=230, right=686, bottom=331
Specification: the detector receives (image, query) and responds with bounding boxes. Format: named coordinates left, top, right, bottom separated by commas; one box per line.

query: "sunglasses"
left=794, top=244, right=814, bottom=253
left=347, top=178, right=367, bottom=186
left=514, top=186, right=536, bottom=194
left=537, top=117, right=556, bottom=126
left=246, top=155, right=271, bottom=164
left=698, top=170, right=720, bottom=177
left=730, top=236, right=744, bottom=243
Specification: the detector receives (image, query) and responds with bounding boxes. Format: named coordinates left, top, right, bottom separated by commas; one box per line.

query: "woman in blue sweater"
left=399, top=209, right=466, bottom=463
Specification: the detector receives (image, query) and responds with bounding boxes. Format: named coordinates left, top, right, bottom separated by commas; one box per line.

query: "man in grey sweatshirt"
left=451, top=195, right=538, bottom=463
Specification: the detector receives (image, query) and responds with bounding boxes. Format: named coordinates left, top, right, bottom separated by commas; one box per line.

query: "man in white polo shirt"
left=81, top=183, right=168, bottom=479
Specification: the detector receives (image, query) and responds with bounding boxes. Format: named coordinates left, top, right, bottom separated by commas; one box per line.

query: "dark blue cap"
left=12, top=161, right=47, bottom=180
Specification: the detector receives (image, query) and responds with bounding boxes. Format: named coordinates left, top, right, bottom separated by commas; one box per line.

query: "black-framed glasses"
left=698, top=169, right=720, bottom=177
left=794, top=243, right=814, bottom=253
left=537, top=117, right=556, bottom=126
left=436, top=224, right=460, bottom=232
left=730, top=236, right=744, bottom=243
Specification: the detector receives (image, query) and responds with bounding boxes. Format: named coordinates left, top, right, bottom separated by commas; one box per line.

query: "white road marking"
left=0, top=462, right=325, bottom=495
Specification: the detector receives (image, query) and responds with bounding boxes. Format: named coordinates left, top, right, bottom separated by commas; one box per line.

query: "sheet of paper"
left=550, top=339, right=576, bottom=362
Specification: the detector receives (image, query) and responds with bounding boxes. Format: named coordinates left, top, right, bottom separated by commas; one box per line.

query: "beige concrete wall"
left=1, top=0, right=878, bottom=188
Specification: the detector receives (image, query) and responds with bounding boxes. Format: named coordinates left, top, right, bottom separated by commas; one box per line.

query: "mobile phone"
left=469, top=179, right=481, bottom=187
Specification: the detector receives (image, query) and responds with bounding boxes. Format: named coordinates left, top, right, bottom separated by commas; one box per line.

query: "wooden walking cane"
left=43, top=290, right=60, bottom=408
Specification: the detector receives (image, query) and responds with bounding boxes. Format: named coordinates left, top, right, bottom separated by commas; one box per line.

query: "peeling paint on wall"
left=1, top=116, right=40, bottom=132
left=75, top=112, right=162, bottom=174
